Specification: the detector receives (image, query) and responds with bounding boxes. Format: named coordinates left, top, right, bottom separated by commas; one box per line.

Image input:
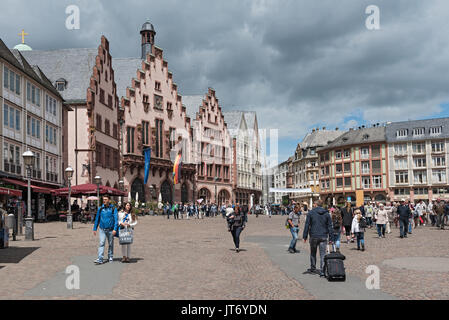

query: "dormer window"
left=396, top=129, right=408, bottom=138
left=413, top=127, right=425, bottom=136
left=55, top=78, right=67, bottom=92
left=430, top=126, right=442, bottom=135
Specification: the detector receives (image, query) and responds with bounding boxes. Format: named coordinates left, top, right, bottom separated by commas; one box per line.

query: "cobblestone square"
left=1, top=214, right=448, bottom=300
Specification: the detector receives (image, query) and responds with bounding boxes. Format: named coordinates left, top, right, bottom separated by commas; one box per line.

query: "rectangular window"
left=432, top=156, right=445, bottom=167
left=96, top=114, right=102, bottom=131
left=361, top=148, right=369, bottom=159
left=430, top=127, right=442, bottom=135
left=362, top=162, right=370, bottom=174
left=362, top=177, right=370, bottom=189
left=15, top=74, right=20, bottom=95
left=372, top=145, right=381, bottom=158
left=432, top=169, right=446, bottom=183
left=113, top=123, right=118, bottom=139
left=413, top=128, right=425, bottom=136
left=9, top=70, right=15, bottom=92
left=373, top=176, right=382, bottom=188
left=3, top=67, right=8, bottom=89
left=394, top=188, right=410, bottom=195
left=336, top=178, right=343, bottom=187
left=344, top=177, right=351, bottom=187
left=432, top=142, right=445, bottom=153
left=344, top=149, right=350, bottom=158
left=27, top=116, right=31, bottom=135
left=395, top=158, right=408, bottom=169
left=395, top=171, right=409, bottom=184
left=336, top=164, right=342, bottom=174
left=104, top=119, right=110, bottom=135
left=413, top=157, right=426, bottom=168
left=9, top=107, right=14, bottom=129
left=96, top=144, right=103, bottom=166
left=3, top=105, right=8, bottom=127
left=394, top=144, right=407, bottom=155
left=412, top=143, right=426, bottom=154
left=27, top=82, right=30, bottom=101
left=372, top=160, right=381, bottom=174
left=414, top=188, right=428, bottom=195
left=413, top=170, right=427, bottom=184
left=396, top=129, right=408, bottom=138
left=100, top=89, right=105, bottom=105
left=344, top=162, right=351, bottom=173
left=335, top=151, right=342, bottom=159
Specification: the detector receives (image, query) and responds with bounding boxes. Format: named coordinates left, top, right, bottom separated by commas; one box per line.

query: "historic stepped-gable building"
left=22, top=36, right=122, bottom=189
left=116, top=21, right=196, bottom=204
left=183, top=89, right=233, bottom=205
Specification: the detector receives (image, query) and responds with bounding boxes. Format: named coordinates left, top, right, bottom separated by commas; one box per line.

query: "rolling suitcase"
left=324, top=244, right=346, bottom=281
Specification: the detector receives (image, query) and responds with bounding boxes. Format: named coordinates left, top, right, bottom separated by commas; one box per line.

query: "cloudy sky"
left=2, top=0, right=449, bottom=165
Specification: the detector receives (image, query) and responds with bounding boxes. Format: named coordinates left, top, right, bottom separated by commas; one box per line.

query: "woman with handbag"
left=118, top=202, right=137, bottom=263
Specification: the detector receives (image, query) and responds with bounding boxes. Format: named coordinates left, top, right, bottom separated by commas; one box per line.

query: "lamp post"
left=22, top=150, right=35, bottom=241
left=118, top=180, right=124, bottom=206
left=65, top=166, right=74, bottom=229
left=214, top=177, right=219, bottom=205
left=94, top=175, right=101, bottom=210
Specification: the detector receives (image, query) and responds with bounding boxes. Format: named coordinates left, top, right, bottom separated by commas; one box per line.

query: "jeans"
left=408, top=219, right=413, bottom=233
left=438, top=214, right=445, bottom=229
left=289, top=227, right=299, bottom=250
left=121, top=243, right=131, bottom=257
left=332, top=230, right=341, bottom=249
left=98, top=228, right=114, bottom=261
left=376, top=224, right=386, bottom=237
left=231, top=227, right=243, bottom=249
left=356, top=232, right=365, bottom=248
left=309, top=237, right=327, bottom=272
left=430, top=215, right=436, bottom=226
left=366, top=217, right=372, bottom=227
left=399, top=219, right=409, bottom=237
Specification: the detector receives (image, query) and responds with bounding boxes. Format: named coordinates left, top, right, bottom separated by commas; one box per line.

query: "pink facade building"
left=183, top=89, right=233, bottom=205
left=116, top=21, right=196, bottom=204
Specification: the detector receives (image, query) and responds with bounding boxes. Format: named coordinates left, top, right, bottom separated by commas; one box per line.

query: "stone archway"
left=217, top=189, right=230, bottom=206
left=199, top=188, right=211, bottom=203
left=131, top=178, right=145, bottom=203
left=161, top=180, right=172, bottom=204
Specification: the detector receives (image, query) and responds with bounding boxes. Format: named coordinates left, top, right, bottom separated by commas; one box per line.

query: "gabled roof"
left=112, top=58, right=143, bottom=102
left=299, top=129, right=343, bottom=150
left=21, top=48, right=98, bottom=101
left=320, top=126, right=386, bottom=151
left=0, top=39, right=62, bottom=99
left=182, top=95, right=204, bottom=120
left=222, top=111, right=246, bottom=138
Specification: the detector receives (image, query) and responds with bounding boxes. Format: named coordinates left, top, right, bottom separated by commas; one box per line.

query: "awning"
left=1, top=178, right=54, bottom=194
left=52, top=183, right=126, bottom=197
left=0, top=186, right=22, bottom=197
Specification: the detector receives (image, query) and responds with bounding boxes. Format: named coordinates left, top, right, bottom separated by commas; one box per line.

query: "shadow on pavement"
left=34, top=237, right=57, bottom=241
left=228, top=248, right=247, bottom=252
left=0, top=247, right=39, bottom=263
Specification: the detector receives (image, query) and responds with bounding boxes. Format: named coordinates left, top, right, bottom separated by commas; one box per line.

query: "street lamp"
left=65, top=166, right=74, bottom=229
left=22, top=150, right=35, bottom=241
left=118, top=180, right=124, bottom=206
left=94, top=175, right=101, bottom=210
left=214, top=177, right=219, bottom=205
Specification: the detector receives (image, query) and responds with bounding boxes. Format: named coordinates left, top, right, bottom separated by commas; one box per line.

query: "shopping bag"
left=119, top=227, right=133, bottom=245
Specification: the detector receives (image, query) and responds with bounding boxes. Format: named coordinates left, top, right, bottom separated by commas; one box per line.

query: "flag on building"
left=144, top=147, right=151, bottom=185
left=173, top=152, right=182, bottom=185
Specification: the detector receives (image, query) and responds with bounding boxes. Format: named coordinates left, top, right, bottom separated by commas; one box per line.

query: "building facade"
left=290, top=128, right=342, bottom=206
left=318, top=126, right=389, bottom=206
left=117, top=21, right=196, bottom=204
left=0, top=38, right=66, bottom=216
left=223, top=111, right=262, bottom=205
left=22, top=36, right=122, bottom=189
left=386, top=118, right=449, bottom=202
left=183, top=89, right=233, bottom=205
left=273, top=160, right=288, bottom=204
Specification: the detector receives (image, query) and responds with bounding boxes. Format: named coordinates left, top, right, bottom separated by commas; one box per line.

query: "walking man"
left=434, top=198, right=446, bottom=230
left=303, top=199, right=333, bottom=277
left=397, top=199, right=411, bottom=238
left=287, top=204, right=302, bottom=253
left=93, top=195, right=118, bottom=264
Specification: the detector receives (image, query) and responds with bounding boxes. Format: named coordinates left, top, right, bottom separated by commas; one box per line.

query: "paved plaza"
left=1, top=214, right=449, bottom=300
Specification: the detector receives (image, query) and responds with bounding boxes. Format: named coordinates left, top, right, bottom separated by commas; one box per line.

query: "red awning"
left=1, top=178, right=54, bottom=194
left=52, top=184, right=126, bottom=197
left=0, top=186, right=22, bottom=197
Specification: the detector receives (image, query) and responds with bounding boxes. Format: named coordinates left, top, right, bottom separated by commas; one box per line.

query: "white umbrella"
left=86, top=196, right=98, bottom=201
left=158, top=193, right=163, bottom=209
left=136, top=192, right=139, bottom=203
left=128, top=191, right=131, bottom=201
left=197, top=199, right=204, bottom=204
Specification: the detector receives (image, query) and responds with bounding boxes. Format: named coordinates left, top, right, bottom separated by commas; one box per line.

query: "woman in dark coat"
left=340, top=202, right=354, bottom=243
left=228, top=206, right=246, bottom=253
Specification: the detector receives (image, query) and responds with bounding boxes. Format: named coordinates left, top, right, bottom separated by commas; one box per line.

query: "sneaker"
left=235, top=248, right=240, bottom=253
left=320, top=273, right=325, bottom=278
left=109, top=257, right=113, bottom=263
left=94, top=259, right=103, bottom=265
left=288, top=248, right=295, bottom=254
left=293, top=248, right=300, bottom=253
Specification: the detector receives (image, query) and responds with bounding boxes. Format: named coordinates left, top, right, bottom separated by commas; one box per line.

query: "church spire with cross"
left=14, top=29, right=32, bottom=51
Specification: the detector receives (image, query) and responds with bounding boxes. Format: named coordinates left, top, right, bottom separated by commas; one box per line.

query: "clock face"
left=154, top=95, right=163, bottom=109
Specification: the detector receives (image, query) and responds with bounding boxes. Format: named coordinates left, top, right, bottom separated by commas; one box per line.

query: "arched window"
left=131, top=178, right=145, bottom=203
left=181, top=183, right=188, bottom=203
left=160, top=180, right=172, bottom=204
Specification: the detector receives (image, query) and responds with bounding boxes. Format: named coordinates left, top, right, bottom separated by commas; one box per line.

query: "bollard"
left=6, top=214, right=16, bottom=241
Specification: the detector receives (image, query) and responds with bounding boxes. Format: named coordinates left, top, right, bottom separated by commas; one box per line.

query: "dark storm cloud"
left=1, top=0, right=449, bottom=144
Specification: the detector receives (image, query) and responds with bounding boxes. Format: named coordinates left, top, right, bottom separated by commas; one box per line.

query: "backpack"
left=359, top=216, right=367, bottom=229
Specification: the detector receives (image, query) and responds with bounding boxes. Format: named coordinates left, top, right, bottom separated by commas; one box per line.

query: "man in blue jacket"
left=303, top=199, right=333, bottom=277
left=93, top=195, right=118, bottom=264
